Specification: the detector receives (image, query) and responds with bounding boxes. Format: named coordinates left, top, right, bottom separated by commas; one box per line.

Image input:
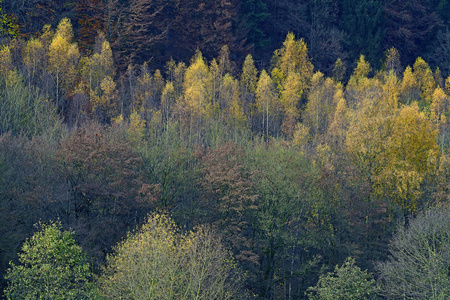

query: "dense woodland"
left=1, top=1, right=450, bottom=299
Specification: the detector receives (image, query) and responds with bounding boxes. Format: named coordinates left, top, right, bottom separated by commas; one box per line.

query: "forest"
left=1, top=0, right=450, bottom=299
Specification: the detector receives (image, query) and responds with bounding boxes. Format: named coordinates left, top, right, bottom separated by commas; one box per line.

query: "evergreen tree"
left=339, top=0, right=385, bottom=68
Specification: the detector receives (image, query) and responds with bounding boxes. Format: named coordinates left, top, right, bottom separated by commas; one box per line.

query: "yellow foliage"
left=82, top=39, right=115, bottom=95
left=100, top=213, right=242, bottom=299
left=48, top=19, right=79, bottom=100
left=221, top=74, right=246, bottom=128
left=23, top=39, right=45, bottom=78
left=255, top=70, right=276, bottom=114
left=327, top=93, right=348, bottom=150
left=161, top=81, right=176, bottom=124
left=347, top=98, right=438, bottom=212
left=128, top=111, right=146, bottom=143
left=275, top=32, right=313, bottom=80
left=229, top=84, right=247, bottom=128
left=179, top=51, right=212, bottom=119
left=332, top=58, right=346, bottom=82
left=5, top=70, right=23, bottom=89
left=55, top=17, right=74, bottom=41
left=133, top=71, right=152, bottom=111
left=303, top=72, right=339, bottom=136
left=0, top=45, right=13, bottom=76
left=90, top=76, right=117, bottom=119
left=112, top=114, right=124, bottom=125
left=413, top=57, right=436, bottom=107
left=351, top=55, right=371, bottom=80
left=400, top=66, right=419, bottom=105
left=292, top=122, right=310, bottom=153
left=380, top=71, right=400, bottom=112
left=445, top=75, right=450, bottom=95
left=270, top=66, right=285, bottom=93
left=240, top=54, right=258, bottom=93
left=280, top=72, right=302, bottom=117
left=431, top=87, right=449, bottom=122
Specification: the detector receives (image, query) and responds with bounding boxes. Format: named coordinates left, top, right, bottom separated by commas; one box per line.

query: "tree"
left=400, top=65, right=420, bottom=105
left=307, top=257, right=375, bottom=300
left=199, top=142, right=256, bottom=253
left=0, top=70, right=60, bottom=137
left=302, top=72, right=338, bottom=138
left=240, top=0, right=270, bottom=54
left=99, top=213, right=244, bottom=299
left=255, top=69, right=277, bottom=138
left=4, top=221, right=96, bottom=300
left=75, top=0, right=123, bottom=51
left=272, top=32, right=314, bottom=88
left=332, top=58, right=346, bottom=83
left=339, top=0, right=385, bottom=67
left=48, top=18, right=80, bottom=110
left=171, top=0, right=246, bottom=63
left=80, top=34, right=115, bottom=95
left=249, top=141, right=337, bottom=298
left=122, top=0, right=170, bottom=65
left=413, top=57, right=436, bottom=109
left=23, top=38, right=46, bottom=86
left=384, top=0, right=441, bottom=66
left=219, top=74, right=247, bottom=131
left=176, top=51, right=212, bottom=141
left=306, top=0, right=346, bottom=74
left=56, top=123, right=159, bottom=259
left=161, top=81, right=176, bottom=130
left=377, top=205, right=450, bottom=299
left=383, top=47, right=402, bottom=77
left=347, top=90, right=438, bottom=213
left=280, top=72, right=303, bottom=137
left=345, top=55, right=375, bottom=108
left=0, top=0, right=19, bottom=39
left=240, top=54, right=258, bottom=130
left=326, top=88, right=349, bottom=152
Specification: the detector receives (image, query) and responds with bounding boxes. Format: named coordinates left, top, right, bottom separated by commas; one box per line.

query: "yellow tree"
left=90, top=76, right=118, bottom=122
left=240, top=54, right=258, bottom=129
left=431, top=87, right=449, bottom=123
left=273, top=32, right=314, bottom=84
left=280, top=72, right=302, bottom=137
left=373, top=104, right=438, bottom=212
left=332, top=58, right=346, bottom=83
left=431, top=87, right=450, bottom=151
left=220, top=74, right=246, bottom=132
left=48, top=18, right=80, bottom=108
left=413, top=57, right=436, bottom=109
left=99, top=213, right=243, bottom=299
left=23, top=39, right=45, bottom=86
left=240, top=54, right=258, bottom=94
left=383, top=47, right=402, bottom=77
left=272, top=33, right=314, bottom=127
left=161, top=81, right=176, bottom=131
left=399, top=66, right=419, bottom=105
left=380, top=71, right=400, bottom=114
left=327, top=87, right=349, bottom=152
left=346, top=55, right=377, bottom=109
left=209, top=58, right=221, bottom=111
left=0, top=45, right=13, bottom=81
left=347, top=88, right=438, bottom=213
left=80, top=35, right=115, bottom=97
left=176, top=51, right=212, bottom=140
left=256, top=70, right=277, bottom=138
left=132, top=63, right=152, bottom=111
left=349, top=55, right=371, bottom=85
left=302, top=72, right=339, bottom=138
left=445, top=75, right=450, bottom=95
